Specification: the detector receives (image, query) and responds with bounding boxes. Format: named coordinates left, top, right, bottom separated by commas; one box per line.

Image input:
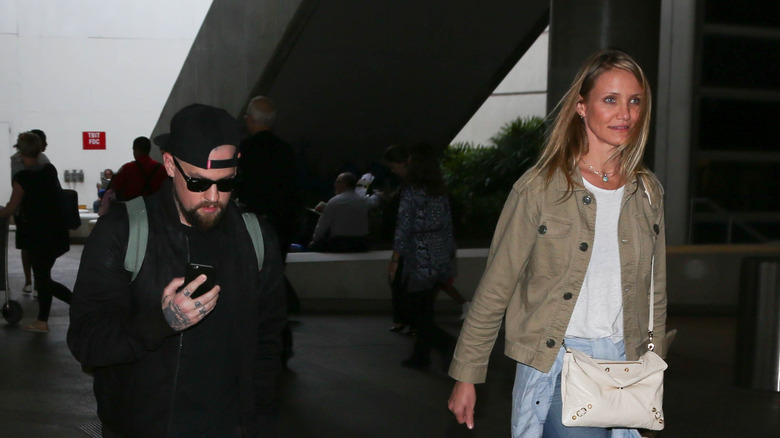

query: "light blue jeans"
left=511, top=337, right=641, bottom=438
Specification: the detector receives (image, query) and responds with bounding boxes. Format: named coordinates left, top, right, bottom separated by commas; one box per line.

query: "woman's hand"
left=388, top=260, right=398, bottom=285
left=448, top=381, right=476, bottom=429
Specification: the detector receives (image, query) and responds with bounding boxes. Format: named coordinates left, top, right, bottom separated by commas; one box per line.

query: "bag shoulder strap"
left=641, top=180, right=658, bottom=351
left=136, top=160, right=162, bottom=196
left=647, top=256, right=655, bottom=351
left=124, top=197, right=148, bottom=282
left=242, top=212, right=265, bottom=271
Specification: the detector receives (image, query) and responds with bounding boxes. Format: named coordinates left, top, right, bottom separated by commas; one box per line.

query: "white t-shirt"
left=565, top=178, right=625, bottom=340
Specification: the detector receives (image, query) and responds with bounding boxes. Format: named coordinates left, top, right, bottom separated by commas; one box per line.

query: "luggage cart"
left=1, top=217, right=23, bottom=324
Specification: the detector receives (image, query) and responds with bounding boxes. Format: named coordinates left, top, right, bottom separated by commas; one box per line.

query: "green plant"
left=443, top=116, right=545, bottom=240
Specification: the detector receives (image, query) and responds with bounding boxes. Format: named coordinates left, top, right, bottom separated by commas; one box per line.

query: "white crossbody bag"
left=560, top=256, right=667, bottom=431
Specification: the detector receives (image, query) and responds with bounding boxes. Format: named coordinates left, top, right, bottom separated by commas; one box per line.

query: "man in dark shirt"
left=236, top=96, right=301, bottom=365
left=111, top=136, right=167, bottom=201
left=68, top=104, right=287, bottom=437
left=236, top=96, right=299, bottom=257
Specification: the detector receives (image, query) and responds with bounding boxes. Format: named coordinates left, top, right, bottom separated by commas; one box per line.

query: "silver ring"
left=194, top=301, right=202, bottom=308
left=199, top=307, right=207, bottom=315
left=183, top=288, right=191, bottom=297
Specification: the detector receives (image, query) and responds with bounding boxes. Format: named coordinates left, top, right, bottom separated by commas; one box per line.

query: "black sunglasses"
left=172, top=157, right=238, bottom=192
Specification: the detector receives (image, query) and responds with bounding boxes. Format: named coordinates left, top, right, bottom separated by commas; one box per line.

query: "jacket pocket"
left=530, top=214, right=574, bottom=276
left=537, top=213, right=574, bottom=238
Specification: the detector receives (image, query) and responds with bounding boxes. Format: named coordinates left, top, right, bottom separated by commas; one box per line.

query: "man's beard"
left=174, top=190, right=225, bottom=233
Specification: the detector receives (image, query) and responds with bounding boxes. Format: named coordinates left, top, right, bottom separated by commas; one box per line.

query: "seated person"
left=309, top=172, right=381, bottom=252
left=93, top=168, right=113, bottom=212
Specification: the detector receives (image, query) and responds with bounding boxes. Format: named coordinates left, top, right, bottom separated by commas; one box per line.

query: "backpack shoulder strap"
left=123, top=201, right=260, bottom=280
left=124, top=197, right=149, bottom=281
left=241, top=212, right=265, bottom=271
left=137, top=161, right=162, bottom=196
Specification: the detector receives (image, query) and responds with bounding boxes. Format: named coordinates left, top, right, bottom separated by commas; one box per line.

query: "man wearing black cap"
left=68, top=104, right=287, bottom=437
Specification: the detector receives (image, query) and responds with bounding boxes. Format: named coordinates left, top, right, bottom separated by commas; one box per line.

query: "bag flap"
left=567, top=349, right=667, bottom=387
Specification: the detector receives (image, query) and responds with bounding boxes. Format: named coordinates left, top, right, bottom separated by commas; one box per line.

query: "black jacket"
left=236, top=130, right=299, bottom=250
left=68, top=180, right=287, bottom=437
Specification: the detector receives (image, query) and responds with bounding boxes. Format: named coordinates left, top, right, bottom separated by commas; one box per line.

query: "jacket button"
left=653, top=224, right=660, bottom=234
left=538, top=225, right=547, bottom=234
left=563, top=292, right=573, bottom=300
left=546, top=339, right=556, bottom=348
left=582, top=195, right=592, bottom=205
left=579, top=242, right=589, bottom=251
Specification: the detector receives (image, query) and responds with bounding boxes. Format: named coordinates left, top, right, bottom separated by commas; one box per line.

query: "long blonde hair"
left=528, top=49, right=653, bottom=195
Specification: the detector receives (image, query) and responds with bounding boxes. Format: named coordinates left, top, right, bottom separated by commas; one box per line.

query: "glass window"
left=701, top=36, right=780, bottom=90
left=694, top=160, right=780, bottom=211
left=704, top=0, right=780, bottom=28
left=698, top=98, right=780, bottom=151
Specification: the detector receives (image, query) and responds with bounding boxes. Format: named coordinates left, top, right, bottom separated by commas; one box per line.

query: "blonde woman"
left=448, top=49, right=666, bottom=437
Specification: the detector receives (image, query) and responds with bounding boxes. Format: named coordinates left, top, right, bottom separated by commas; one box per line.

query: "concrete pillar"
left=656, top=0, right=697, bottom=245
left=547, top=0, right=661, bottom=167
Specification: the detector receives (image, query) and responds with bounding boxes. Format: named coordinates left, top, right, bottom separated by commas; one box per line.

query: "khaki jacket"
left=449, top=167, right=666, bottom=383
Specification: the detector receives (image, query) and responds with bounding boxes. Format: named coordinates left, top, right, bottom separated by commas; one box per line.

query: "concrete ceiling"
left=153, top=0, right=549, bottom=174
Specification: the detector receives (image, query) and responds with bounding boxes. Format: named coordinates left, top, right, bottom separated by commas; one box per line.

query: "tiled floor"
left=2, top=243, right=780, bottom=437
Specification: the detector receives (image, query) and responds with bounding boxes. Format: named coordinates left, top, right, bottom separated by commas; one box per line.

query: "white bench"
left=68, top=211, right=99, bottom=243
left=285, top=249, right=488, bottom=312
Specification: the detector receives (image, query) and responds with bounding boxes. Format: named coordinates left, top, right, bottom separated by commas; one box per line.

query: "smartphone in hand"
left=184, top=263, right=215, bottom=299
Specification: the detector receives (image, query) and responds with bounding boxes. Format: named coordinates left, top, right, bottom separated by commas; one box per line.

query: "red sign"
left=83, top=131, right=106, bottom=150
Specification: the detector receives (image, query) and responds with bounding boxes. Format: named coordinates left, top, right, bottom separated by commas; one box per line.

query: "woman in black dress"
left=0, top=132, right=71, bottom=332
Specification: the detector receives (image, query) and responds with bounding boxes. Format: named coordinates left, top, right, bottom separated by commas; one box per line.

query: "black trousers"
left=29, top=250, right=72, bottom=321
left=391, top=258, right=410, bottom=325
left=406, top=287, right=455, bottom=365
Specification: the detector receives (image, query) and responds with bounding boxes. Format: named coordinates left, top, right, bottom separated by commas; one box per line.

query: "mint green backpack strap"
left=241, top=212, right=265, bottom=270
left=124, top=197, right=149, bottom=282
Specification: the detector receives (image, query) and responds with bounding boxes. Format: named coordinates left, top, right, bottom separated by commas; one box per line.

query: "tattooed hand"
left=161, top=275, right=220, bottom=332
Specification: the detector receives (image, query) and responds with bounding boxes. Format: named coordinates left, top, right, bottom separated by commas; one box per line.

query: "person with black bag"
left=447, top=49, right=667, bottom=437
left=0, top=131, right=72, bottom=333
left=9, top=129, right=50, bottom=297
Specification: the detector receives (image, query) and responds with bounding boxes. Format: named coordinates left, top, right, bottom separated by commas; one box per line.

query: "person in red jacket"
left=111, top=136, right=167, bottom=201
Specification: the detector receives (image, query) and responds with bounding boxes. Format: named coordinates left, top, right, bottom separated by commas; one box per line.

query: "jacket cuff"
left=448, top=357, right=488, bottom=384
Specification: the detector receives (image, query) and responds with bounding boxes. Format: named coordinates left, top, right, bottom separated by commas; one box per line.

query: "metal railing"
left=688, top=198, right=780, bottom=244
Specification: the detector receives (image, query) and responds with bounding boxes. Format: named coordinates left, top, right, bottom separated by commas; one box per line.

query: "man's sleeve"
left=110, top=164, right=128, bottom=200
left=279, top=146, right=301, bottom=220
left=67, top=207, right=176, bottom=367
left=252, top=221, right=287, bottom=433
left=311, top=202, right=334, bottom=244
left=366, top=193, right=382, bottom=208
left=235, top=145, right=257, bottom=208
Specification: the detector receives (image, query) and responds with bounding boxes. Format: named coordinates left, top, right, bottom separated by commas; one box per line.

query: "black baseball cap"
left=154, top=104, right=241, bottom=169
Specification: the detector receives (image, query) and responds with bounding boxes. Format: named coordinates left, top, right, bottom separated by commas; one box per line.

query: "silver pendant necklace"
left=582, top=160, right=611, bottom=182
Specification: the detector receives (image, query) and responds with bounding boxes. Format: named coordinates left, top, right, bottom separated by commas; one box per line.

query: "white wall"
left=0, top=0, right=212, bottom=207
left=452, top=29, right=548, bottom=146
